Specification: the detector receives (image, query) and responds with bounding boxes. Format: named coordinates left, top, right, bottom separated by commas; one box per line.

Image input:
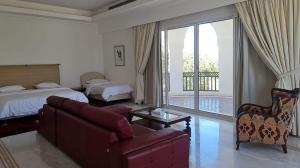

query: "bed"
left=0, top=64, right=88, bottom=119
left=80, top=72, right=133, bottom=102
left=0, top=88, right=88, bottom=119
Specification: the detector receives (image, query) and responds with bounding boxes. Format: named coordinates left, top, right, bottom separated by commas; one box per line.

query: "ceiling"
left=21, top=0, right=121, bottom=11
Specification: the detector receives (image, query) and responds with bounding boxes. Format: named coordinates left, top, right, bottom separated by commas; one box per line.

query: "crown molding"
left=0, top=0, right=92, bottom=21
left=0, top=0, right=92, bottom=16
left=0, top=0, right=245, bottom=22
left=0, top=5, right=92, bottom=21
left=0, top=0, right=155, bottom=22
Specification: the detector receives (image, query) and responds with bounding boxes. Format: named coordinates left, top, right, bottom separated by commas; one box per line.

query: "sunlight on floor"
left=169, top=96, right=233, bottom=116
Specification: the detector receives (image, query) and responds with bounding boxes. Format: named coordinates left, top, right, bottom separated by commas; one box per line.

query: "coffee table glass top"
left=132, top=107, right=189, bottom=123
left=137, top=109, right=179, bottom=120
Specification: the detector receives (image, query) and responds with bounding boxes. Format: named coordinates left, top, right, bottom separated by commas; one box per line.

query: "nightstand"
left=72, top=87, right=86, bottom=93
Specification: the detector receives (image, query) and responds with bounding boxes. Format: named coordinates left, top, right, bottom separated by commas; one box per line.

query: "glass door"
left=165, top=26, right=195, bottom=109
left=198, top=19, right=234, bottom=116
left=162, top=19, right=234, bottom=117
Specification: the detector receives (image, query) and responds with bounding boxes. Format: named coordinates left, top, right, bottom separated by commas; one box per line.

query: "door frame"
left=161, top=17, right=236, bottom=121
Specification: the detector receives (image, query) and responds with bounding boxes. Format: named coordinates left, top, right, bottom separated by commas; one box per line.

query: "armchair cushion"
left=237, top=113, right=287, bottom=144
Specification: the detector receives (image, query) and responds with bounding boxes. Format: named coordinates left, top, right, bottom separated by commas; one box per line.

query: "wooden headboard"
left=80, top=72, right=105, bottom=88
left=0, top=64, right=60, bottom=89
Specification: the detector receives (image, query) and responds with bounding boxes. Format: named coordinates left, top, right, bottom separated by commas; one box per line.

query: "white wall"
left=102, top=28, right=135, bottom=87
left=0, top=12, right=103, bottom=88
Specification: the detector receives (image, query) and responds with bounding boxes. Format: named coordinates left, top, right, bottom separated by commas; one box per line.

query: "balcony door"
left=162, top=19, right=234, bottom=116
left=164, top=26, right=195, bottom=109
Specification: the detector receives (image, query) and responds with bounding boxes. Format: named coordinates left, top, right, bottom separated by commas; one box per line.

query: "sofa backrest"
left=47, top=96, right=68, bottom=108
left=79, top=105, right=134, bottom=141
left=62, top=99, right=88, bottom=116
left=46, top=96, right=134, bottom=141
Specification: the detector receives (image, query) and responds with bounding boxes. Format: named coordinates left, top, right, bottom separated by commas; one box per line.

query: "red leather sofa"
left=38, top=96, right=190, bottom=168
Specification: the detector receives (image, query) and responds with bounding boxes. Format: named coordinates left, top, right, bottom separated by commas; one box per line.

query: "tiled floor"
left=1, top=107, right=300, bottom=168
left=169, top=96, right=233, bottom=116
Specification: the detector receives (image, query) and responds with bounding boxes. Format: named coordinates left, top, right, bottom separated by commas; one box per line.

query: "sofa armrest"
left=109, top=128, right=189, bottom=168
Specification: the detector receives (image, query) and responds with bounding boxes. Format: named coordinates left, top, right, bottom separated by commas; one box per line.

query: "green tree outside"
left=183, top=53, right=218, bottom=72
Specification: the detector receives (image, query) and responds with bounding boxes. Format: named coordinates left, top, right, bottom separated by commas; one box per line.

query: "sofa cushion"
left=62, top=99, right=88, bottom=116
left=131, top=124, right=155, bottom=137
left=101, top=106, right=132, bottom=118
left=47, top=96, right=68, bottom=108
left=79, top=105, right=134, bottom=141
left=111, top=129, right=186, bottom=155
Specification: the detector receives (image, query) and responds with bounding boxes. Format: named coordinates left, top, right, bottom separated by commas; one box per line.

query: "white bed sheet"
left=0, top=88, right=88, bottom=119
left=85, top=82, right=133, bottom=101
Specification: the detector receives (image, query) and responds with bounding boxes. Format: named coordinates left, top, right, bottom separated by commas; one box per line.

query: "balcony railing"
left=183, top=72, right=219, bottom=91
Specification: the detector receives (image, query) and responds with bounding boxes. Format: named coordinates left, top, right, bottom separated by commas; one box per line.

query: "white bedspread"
left=0, top=88, right=88, bottom=118
left=85, top=82, right=133, bottom=100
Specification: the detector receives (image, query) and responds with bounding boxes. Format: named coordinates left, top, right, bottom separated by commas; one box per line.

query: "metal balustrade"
left=183, top=72, right=219, bottom=91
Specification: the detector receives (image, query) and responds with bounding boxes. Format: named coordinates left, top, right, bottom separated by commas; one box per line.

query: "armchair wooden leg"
left=282, top=145, right=287, bottom=154
left=236, top=141, right=240, bottom=150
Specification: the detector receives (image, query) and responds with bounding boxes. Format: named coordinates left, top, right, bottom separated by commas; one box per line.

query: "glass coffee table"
left=129, top=107, right=191, bottom=135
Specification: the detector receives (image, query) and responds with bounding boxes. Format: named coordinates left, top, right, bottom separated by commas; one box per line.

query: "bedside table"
left=72, top=88, right=86, bottom=93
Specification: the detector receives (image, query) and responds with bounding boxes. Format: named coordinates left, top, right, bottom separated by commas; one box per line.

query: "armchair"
left=236, top=88, right=299, bottom=153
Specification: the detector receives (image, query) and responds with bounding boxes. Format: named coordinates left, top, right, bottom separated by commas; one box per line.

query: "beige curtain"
left=236, top=0, right=300, bottom=135
left=234, top=17, right=277, bottom=117
left=144, top=23, right=163, bottom=107
left=234, top=17, right=246, bottom=116
left=133, top=22, right=157, bottom=104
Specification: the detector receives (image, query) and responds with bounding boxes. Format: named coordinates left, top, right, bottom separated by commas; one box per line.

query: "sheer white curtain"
left=236, top=0, right=300, bottom=135
left=133, top=22, right=157, bottom=104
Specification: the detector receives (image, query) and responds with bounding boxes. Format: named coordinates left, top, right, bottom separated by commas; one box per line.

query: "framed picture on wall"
left=114, top=45, right=125, bottom=66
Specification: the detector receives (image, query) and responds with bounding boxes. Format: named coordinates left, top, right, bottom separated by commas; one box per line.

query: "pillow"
left=86, top=79, right=108, bottom=84
left=0, top=85, right=25, bottom=93
left=35, top=82, right=61, bottom=89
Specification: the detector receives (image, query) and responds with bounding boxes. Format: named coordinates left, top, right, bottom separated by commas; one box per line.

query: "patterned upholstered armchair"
left=236, top=88, right=299, bottom=153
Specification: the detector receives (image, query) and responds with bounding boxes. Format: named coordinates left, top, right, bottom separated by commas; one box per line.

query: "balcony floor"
left=169, top=95, right=233, bottom=116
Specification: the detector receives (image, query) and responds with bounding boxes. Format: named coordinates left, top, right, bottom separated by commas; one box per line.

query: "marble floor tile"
left=1, top=108, right=300, bottom=168
left=2, top=132, right=80, bottom=168
left=169, top=96, right=233, bottom=116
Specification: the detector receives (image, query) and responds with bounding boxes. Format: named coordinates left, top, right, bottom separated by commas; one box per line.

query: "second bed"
left=80, top=72, right=133, bottom=102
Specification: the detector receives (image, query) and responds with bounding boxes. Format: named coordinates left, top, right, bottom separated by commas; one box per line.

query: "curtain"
left=234, top=17, right=248, bottom=116
left=236, top=0, right=300, bottom=135
left=144, top=23, right=163, bottom=107
left=133, top=22, right=157, bottom=104
left=234, top=16, right=277, bottom=117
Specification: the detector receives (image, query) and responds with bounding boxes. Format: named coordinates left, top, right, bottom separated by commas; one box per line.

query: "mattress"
left=85, top=82, right=133, bottom=101
left=0, top=88, right=88, bottom=119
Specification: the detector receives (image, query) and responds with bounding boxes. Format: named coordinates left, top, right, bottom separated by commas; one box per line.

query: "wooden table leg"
left=128, top=113, right=133, bottom=124
left=186, top=117, right=191, bottom=130
left=185, top=117, right=191, bottom=137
